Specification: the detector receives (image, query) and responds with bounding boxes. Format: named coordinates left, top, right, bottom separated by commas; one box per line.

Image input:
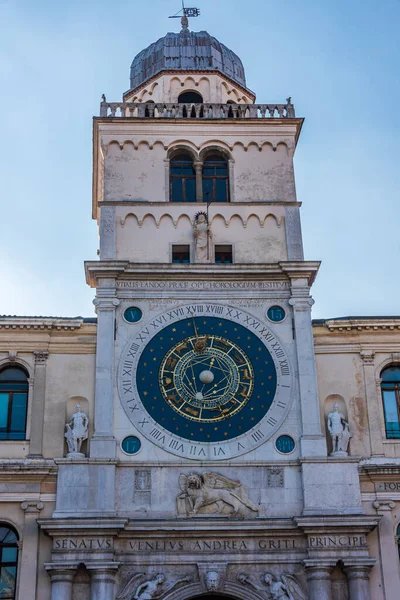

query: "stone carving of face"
left=205, top=571, right=219, bottom=591
left=333, top=403, right=338, bottom=412
left=155, top=574, right=165, bottom=584
left=264, top=573, right=273, bottom=585
left=198, top=214, right=206, bottom=224
left=75, top=404, right=81, bottom=412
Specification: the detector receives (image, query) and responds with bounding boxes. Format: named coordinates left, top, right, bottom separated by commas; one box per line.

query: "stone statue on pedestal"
left=193, top=212, right=212, bottom=263
left=327, top=402, right=352, bottom=456
left=65, top=404, right=89, bottom=457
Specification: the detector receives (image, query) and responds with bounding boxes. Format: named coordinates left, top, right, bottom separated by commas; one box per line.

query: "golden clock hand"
left=192, top=316, right=199, bottom=339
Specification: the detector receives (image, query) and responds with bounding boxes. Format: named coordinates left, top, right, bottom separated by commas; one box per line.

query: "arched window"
left=178, top=91, right=203, bottom=104
left=381, top=366, right=400, bottom=439
left=0, top=367, right=28, bottom=440
left=170, top=154, right=196, bottom=202
left=202, top=155, right=229, bottom=203
left=0, top=525, right=19, bottom=598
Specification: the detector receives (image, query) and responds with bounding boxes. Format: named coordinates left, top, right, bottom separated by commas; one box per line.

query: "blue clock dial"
left=136, top=316, right=277, bottom=443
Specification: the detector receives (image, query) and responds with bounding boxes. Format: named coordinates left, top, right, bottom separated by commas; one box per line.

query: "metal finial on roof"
left=169, top=0, right=200, bottom=31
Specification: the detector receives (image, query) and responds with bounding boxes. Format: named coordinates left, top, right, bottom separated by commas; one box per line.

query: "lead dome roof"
left=129, top=29, right=247, bottom=92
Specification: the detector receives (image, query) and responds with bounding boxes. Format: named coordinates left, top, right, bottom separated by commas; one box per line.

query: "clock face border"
left=117, top=303, right=293, bottom=460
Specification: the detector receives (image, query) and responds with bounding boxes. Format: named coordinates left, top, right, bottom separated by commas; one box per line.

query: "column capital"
left=21, top=500, right=44, bottom=513
left=45, top=564, right=77, bottom=582
left=289, top=297, right=315, bottom=311
left=34, top=351, right=49, bottom=365
left=360, top=351, right=375, bottom=365
left=304, top=562, right=334, bottom=579
left=343, top=564, right=373, bottom=580
left=86, top=562, right=119, bottom=583
left=93, top=297, right=120, bottom=311
left=373, top=499, right=395, bottom=512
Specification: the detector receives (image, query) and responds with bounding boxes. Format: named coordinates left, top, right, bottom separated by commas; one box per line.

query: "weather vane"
left=169, top=1, right=200, bottom=30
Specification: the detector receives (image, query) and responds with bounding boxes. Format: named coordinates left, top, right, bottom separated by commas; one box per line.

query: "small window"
left=170, top=154, right=196, bottom=202
left=172, top=245, right=190, bottom=264
left=0, top=524, right=19, bottom=599
left=215, top=245, right=232, bottom=264
left=0, top=367, right=28, bottom=441
left=178, top=91, right=203, bottom=104
left=381, top=366, right=400, bottom=439
left=202, top=155, right=229, bottom=203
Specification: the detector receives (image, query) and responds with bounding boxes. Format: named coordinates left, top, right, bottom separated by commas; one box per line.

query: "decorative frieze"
left=116, top=280, right=291, bottom=291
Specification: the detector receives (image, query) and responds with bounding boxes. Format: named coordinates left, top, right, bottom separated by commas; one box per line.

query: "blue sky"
left=1, top=0, right=399, bottom=319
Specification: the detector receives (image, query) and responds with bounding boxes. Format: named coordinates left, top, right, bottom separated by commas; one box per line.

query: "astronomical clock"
left=117, top=303, right=292, bottom=459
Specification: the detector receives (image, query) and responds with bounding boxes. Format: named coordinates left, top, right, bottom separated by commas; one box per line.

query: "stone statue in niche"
left=205, top=571, right=221, bottom=592
left=193, top=211, right=212, bottom=263
left=237, top=572, right=307, bottom=600
left=117, top=573, right=191, bottom=600
left=65, top=404, right=89, bottom=457
left=177, top=472, right=259, bottom=517
left=327, top=402, right=352, bottom=456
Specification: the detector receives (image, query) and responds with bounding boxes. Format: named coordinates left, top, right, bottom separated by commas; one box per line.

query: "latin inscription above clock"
left=117, top=304, right=293, bottom=460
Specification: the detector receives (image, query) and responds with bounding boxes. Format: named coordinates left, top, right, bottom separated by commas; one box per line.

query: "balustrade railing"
left=99, top=101, right=295, bottom=119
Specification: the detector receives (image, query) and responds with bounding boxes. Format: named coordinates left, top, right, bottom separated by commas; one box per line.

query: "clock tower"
left=43, top=17, right=377, bottom=600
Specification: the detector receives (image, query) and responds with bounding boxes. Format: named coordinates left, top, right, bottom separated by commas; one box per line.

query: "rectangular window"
left=172, top=245, right=190, bottom=264
left=215, top=245, right=233, bottom=264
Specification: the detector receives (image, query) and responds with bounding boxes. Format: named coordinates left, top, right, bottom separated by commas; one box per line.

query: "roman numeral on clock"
left=251, top=430, right=265, bottom=442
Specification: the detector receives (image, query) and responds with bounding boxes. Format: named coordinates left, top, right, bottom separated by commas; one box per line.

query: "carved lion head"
left=187, top=473, right=203, bottom=489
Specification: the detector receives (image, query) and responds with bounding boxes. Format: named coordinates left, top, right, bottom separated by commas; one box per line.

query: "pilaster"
left=288, top=294, right=326, bottom=456
left=28, top=351, right=49, bottom=457
left=285, top=206, right=304, bottom=261
left=373, top=500, right=400, bottom=598
left=91, top=292, right=119, bottom=458
left=99, top=206, right=116, bottom=260
left=360, top=352, right=384, bottom=456
left=19, top=501, right=44, bottom=600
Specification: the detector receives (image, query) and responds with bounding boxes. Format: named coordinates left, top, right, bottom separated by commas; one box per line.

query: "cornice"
left=313, top=318, right=400, bottom=333
left=0, top=459, right=57, bottom=481
left=0, top=318, right=84, bottom=331
left=84, top=260, right=320, bottom=287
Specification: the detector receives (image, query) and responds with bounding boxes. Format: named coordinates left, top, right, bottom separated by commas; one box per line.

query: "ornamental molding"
left=120, top=211, right=282, bottom=229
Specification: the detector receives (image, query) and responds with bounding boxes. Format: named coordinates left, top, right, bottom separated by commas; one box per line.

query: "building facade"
left=1, top=19, right=400, bottom=600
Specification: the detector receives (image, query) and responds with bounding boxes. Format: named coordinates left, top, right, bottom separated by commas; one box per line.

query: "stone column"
left=88, top=565, right=119, bottom=600
left=304, top=565, right=333, bottom=600
left=344, top=565, right=372, bottom=600
left=373, top=500, right=400, bottom=595
left=28, top=351, right=49, bottom=457
left=194, top=161, right=203, bottom=202
left=289, top=295, right=326, bottom=456
left=360, top=352, right=384, bottom=456
left=91, top=295, right=119, bottom=458
left=228, top=159, right=235, bottom=202
left=46, top=568, right=76, bottom=600
left=18, top=501, right=44, bottom=600
left=164, top=158, right=170, bottom=202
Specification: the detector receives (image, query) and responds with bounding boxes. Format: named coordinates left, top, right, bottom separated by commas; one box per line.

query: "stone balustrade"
left=99, top=101, right=295, bottom=119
